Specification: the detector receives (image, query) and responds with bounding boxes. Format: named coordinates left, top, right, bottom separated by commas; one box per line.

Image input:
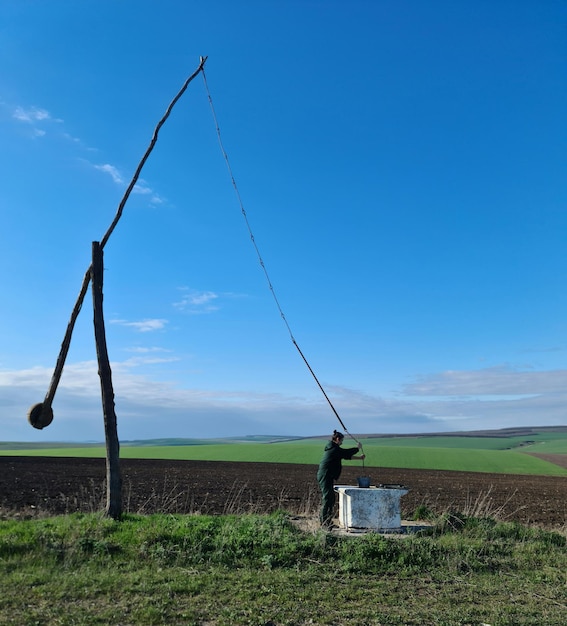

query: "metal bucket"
left=357, top=476, right=371, bottom=488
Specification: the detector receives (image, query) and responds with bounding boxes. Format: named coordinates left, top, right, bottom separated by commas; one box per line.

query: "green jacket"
left=317, top=441, right=358, bottom=481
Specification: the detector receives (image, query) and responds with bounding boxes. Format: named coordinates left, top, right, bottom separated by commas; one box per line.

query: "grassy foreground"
left=1, top=511, right=566, bottom=625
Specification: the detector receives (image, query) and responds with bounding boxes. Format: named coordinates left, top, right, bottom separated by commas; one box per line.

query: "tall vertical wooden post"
left=91, top=241, right=122, bottom=519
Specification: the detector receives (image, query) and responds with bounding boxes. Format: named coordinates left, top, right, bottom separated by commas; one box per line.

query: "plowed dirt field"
left=1, top=456, right=566, bottom=528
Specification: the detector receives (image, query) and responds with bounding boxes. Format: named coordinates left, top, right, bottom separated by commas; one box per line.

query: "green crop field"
left=2, top=431, right=567, bottom=476
left=362, top=432, right=567, bottom=451
left=526, top=438, right=567, bottom=454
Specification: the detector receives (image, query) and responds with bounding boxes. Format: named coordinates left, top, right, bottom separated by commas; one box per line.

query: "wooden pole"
left=91, top=241, right=122, bottom=519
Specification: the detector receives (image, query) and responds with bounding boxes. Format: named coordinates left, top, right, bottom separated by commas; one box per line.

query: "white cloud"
left=9, top=100, right=164, bottom=206
left=62, top=132, right=80, bottom=143
left=94, top=163, right=124, bottom=184
left=133, top=179, right=165, bottom=206
left=174, top=289, right=220, bottom=314
left=121, top=355, right=180, bottom=367
left=89, top=167, right=164, bottom=205
left=0, top=360, right=332, bottom=441
left=13, top=106, right=52, bottom=123
left=125, top=346, right=172, bottom=354
left=11, top=104, right=60, bottom=139
left=403, top=366, right=567, bottom=396
left=62, top=132, right=95, bottom=150
left=133, top=179, right=153, bottom=195
left=2, top=362, right=566, bottom=442
left=111, top=318, right=168, bottom=333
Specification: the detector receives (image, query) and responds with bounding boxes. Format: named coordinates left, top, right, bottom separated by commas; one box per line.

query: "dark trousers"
left=317, top=472, right=335, bottom=526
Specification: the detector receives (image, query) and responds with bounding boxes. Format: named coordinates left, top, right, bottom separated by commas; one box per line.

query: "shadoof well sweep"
left=27, top=56, right=408, bottom=530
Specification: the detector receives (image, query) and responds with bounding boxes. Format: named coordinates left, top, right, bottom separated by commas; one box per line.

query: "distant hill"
left=2, top=425, right=566, bottom=450
left=358, top=425, right=567, bottom=439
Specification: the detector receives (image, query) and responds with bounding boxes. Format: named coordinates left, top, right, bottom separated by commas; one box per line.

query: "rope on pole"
left=202, top=66, right=361, bottom=448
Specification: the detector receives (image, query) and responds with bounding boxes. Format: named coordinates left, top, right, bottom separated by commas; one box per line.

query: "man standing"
left=317, top=430, right=365, bottom=529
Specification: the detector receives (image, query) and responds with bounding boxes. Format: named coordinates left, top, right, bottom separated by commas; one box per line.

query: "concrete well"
left=335, top=485, right=409, bottom=531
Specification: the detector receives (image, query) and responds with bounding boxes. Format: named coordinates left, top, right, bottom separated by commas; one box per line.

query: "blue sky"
left=1, top=0, right=566, bottom=442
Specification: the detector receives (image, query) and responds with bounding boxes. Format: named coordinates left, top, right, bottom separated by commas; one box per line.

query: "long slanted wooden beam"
left=28, top=56, right=208, bottom=429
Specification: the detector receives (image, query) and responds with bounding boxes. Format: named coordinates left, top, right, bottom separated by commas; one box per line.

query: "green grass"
left=527, top=439, right=567, bottom=454
left=0, top=511, right=566, bottom=625
left=2, top=438, right=566, bottom=476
